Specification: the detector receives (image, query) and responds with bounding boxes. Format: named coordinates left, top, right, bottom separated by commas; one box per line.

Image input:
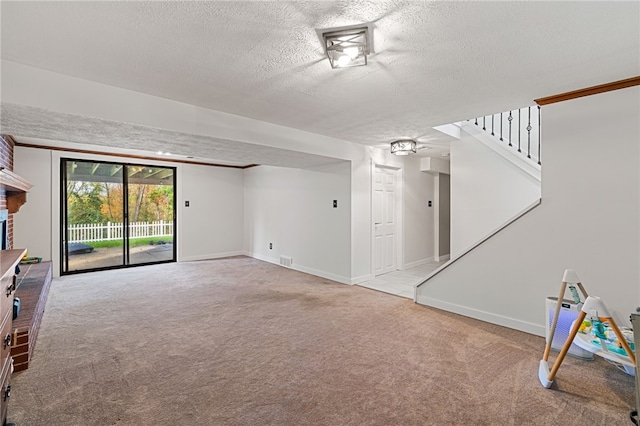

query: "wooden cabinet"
left=0, top=249, right=25, bottom=425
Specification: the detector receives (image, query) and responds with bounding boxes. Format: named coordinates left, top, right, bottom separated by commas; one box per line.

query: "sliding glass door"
left=126, top=165, right=175, bottom=265
left=61, top=159, right=176, bottom=274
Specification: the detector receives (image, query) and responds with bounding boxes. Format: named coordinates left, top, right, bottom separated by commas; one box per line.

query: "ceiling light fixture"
left=321, top=26, right=370, bottom=69
left=390, top=139, right=417, bottom=155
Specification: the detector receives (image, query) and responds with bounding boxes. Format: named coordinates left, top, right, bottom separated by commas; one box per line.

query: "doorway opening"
left=434, top=173, right=451, bottom=261
left=60, top=158, right=176, bottom=274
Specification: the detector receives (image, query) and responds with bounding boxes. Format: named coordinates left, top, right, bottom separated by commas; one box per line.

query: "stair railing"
left=473, top=106, right=541, bottom=165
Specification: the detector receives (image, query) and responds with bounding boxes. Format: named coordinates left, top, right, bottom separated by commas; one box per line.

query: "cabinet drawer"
left=0, top=355, right=11, bottom=426
left=0, top=314, right=11, bottom=370
left=0, top=274, right=14, bottom=319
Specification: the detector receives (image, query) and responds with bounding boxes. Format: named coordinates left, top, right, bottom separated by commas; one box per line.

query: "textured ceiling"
left=1, top=1, right=639, bottom=164
left=1, top=103, right=345, bottom=169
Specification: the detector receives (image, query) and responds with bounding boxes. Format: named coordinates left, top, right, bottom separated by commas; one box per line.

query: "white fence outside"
left=69, top=221, right=173, bottom=243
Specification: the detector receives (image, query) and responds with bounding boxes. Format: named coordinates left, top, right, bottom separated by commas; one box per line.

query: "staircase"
left=415, top=80, right=640, bottom=338
left=419, top=105, right=544, bottom=297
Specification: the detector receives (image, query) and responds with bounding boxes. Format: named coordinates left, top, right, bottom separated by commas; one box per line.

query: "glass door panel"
left=62, top=160, right=125, bottom=273
left=126, top=165, right=175, bottom=265
left=62, top=159, right=176, bottom=274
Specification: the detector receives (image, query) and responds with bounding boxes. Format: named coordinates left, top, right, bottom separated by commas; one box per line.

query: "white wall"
left=1, top=60, right=376, bottom=282
left=242, top=153, right=436, bottom=284
left=402, top=156, right=436, bottom=268
left=450, top=130, right=541, bottom=256
left=13, top=146, right=52, bottom=258
left=179, top=164, right=244, bottom=261
left=420, top=157, right=450, bottom=174
left=417, top=85, right=640, bottom=334
left=244, top=163, right=351, bottom=283
left=4, top=61, right=441, bottom=283
left=13, top=146, right=245, bottom=276
left=13, top=142, right=435, bottom=284
left=367, top=150, right=437, bottom=273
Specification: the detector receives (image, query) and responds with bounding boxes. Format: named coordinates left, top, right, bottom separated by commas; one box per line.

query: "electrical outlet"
left=333, top=200, right=338, bottom=208
left=185, top=201, right=190, bottom=207
left=269, top=243, right=273, bottom=250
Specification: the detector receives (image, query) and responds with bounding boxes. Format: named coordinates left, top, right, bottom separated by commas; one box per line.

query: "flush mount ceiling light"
left=390, top=139, right=417, bottom=155
left=321, top=26, right=370, bottom=69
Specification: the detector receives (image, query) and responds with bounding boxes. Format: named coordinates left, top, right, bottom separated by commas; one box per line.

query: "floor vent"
left=280, top=256, right=293, bottom=268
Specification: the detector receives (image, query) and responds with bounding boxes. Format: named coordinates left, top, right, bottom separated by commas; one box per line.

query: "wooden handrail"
left=535, top=76, right=640, bottom=106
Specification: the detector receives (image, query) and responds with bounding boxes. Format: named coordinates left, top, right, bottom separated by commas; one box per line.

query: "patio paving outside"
left=68, top=243, right=174, bottom=271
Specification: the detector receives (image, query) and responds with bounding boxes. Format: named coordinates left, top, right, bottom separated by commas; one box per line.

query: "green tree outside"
left=67, top=182, right=109, bottom=224
left=68, top=181, right=173, bottom=225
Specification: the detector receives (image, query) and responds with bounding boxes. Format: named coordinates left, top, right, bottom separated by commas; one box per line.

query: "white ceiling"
left=1, top=1, right=639, bottom=165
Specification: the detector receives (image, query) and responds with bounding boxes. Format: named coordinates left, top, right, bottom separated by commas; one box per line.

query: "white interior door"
left=374, top=166, right=397, bottom=276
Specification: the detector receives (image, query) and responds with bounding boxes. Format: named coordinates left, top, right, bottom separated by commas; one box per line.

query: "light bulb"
left=336, top=54, right=352, bottom=67
left=344, top=47, right=359, bottom=60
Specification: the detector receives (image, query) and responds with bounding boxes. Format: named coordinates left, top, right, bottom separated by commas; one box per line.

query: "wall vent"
left=279, top=256, right=293, bottom=268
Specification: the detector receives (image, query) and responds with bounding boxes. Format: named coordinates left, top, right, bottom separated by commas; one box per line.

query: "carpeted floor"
left=7, top=256, right=636, bottom=425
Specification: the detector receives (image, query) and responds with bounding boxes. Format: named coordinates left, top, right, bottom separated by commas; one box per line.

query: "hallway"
left=358, top=259, right=448, bottom=299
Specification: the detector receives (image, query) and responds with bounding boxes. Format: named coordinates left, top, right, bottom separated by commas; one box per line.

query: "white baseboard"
left=402, top=256, right=435, bottom=270
left=416, top=295, right=545, bottom=337
left=435, top=254, right=450, bottom=262
left=291, top=264, right=351, bottom=285
left=179, top=251, right=246, bottom=262
left=248, top=252, right=279, bottom=265
left=247, top=253, right=351, bottom=285
left=350, top=274, right=374, bottom=285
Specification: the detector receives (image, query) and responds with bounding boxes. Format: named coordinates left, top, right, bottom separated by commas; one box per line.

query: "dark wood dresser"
left=0, top=249, right=25, bottom=425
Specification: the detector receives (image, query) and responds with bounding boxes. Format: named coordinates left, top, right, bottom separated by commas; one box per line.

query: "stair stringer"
left=414, top=198, right=547, bottom=336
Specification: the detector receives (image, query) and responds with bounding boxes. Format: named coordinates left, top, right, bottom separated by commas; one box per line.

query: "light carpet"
left=8, top=256, right=635, bottom=425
